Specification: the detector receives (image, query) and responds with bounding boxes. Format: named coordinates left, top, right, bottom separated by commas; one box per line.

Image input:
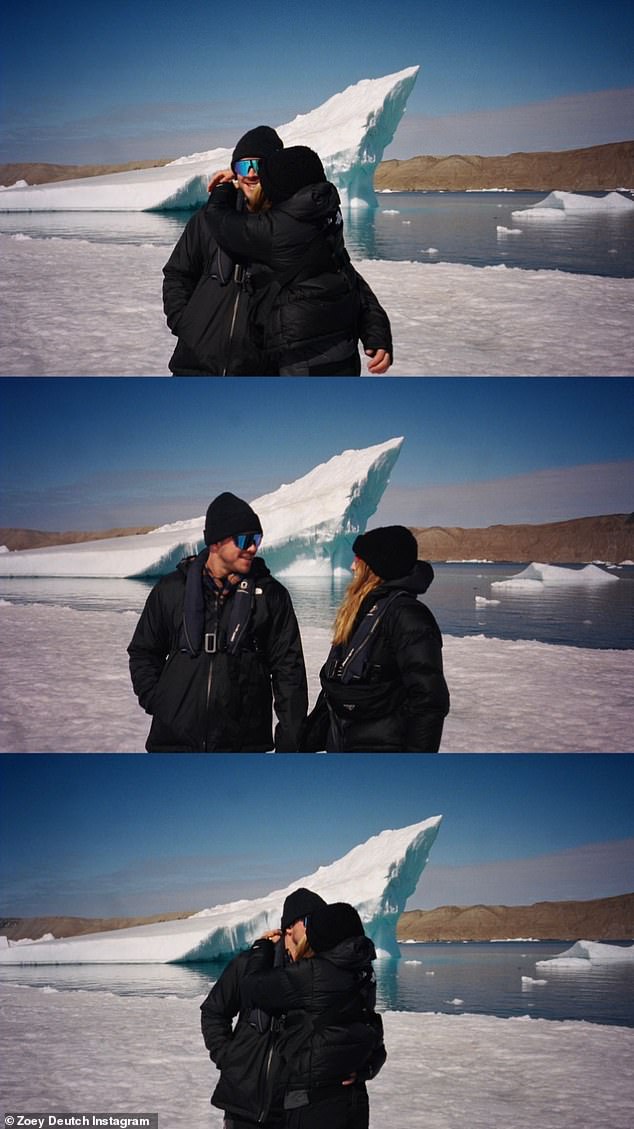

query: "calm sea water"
left=1, top=191, right=632, bottom=277
left=2, top=563, right=632, bottom=649
left=1, top=942, right=632, bottom=1027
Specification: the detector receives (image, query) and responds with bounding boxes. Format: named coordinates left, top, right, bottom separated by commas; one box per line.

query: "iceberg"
left=0, top=436, right=403, bottom=578
left=536, top=940, right=634, bottom=968
left=0, top=67, right=418, bottom=213
left=491, top=562, right=619, bottom=590
left=512, top=190, right=634, bottom=220
left=0, top=815, right=441, bottom=964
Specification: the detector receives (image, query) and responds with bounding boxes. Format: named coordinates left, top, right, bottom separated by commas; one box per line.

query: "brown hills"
left=375, top=140, right=634, bottom=192
left=2, top=141, right=631, bottom=193
left=2, top=893, right=631, bottom=944
left=412, top=513, right=634, bottom=564
left=398, top=893, right=634, bottom=942
left=5, top=514, right=631, bottom=563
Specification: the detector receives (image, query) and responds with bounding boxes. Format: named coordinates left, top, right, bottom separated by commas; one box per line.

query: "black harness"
left=180, top=549, right=258, bottom=657
left=326, top=590, right=405, bottom=684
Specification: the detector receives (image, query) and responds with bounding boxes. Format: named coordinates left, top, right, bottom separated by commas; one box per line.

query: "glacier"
left=0, top=437, right=403, bottom=578
left=0, top=67, right=418, bottom=213
left=491, top=562, right=619, bottom=590
left=0, top=815, right=441, bottom=964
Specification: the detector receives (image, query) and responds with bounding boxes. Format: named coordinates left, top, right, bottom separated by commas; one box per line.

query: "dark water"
left=1, top=191, right=632, bottom=277
left=1, top=942, right=632, bottom=1026
left=2, top=563, right=632, bottom=649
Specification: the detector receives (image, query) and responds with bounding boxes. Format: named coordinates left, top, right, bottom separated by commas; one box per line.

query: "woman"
left=306, top=526, right=450, bottom=752
left=240, top=902, right=386, bottom=1129
left=206, top=145, right=392, bottom=376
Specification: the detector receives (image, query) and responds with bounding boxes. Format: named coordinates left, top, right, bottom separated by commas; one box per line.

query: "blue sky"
left=1, top=754, right=632, bottom=917
left=1, top=377, right=632, bottom=530
left=2, top=1, right=633, bottom=164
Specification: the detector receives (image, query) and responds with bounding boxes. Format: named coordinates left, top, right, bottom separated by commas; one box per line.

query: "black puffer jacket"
left=162, top=198, right=276, bottom=375
left=201, top=944, right=286, bottom=1125
left=127, top=555, right=307, bottom=751
left=307, top=561, right=450, bottom=752
left=240, top=937, right=386, bottom=1096
left=207, top=181, right=392, bottom=370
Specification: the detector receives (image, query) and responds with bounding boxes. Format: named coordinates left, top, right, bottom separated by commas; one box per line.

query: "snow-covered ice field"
left=1, top=234, right=632, bottom=376
left=0, top=602, right=631, bottom=752
left=1, top=983, right=632, bottom=1129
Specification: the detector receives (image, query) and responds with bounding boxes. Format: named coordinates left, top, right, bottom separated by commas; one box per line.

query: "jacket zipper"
left=222, top=265, right=243, bottom=375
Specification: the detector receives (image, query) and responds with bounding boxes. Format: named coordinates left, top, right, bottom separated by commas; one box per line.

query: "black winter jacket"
left=240, top=937, right=386, bottom=1097
left=162, top=197, right=276, bottom=375
left=306, top=561, right=450, bottom=752
left=201, top=944, right=286, bottom=1124
left=127, top=555, right=307, bottom=751
left=207, top=181, right=393, bottom=371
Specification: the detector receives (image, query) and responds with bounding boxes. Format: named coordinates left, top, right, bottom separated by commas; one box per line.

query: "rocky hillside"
left=413, top=513, right=634, bottom=564
left=2, top=893, right=631, bottom=944
left=397, top=892, right=634, bottom=942
left=2, top=514, right=631, bottom=562
left=375, top=140, right=634, bottom=192
left=3, top=141, right=631, bottom=192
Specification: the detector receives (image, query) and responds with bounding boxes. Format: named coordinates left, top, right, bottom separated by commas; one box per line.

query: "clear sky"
left=1, top=377, right=632, bottom=531
left=2, top=0, right=633, bottom=164
left=1, top=754, right=632, bottom=918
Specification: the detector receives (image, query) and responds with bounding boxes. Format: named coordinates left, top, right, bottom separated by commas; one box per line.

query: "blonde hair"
left=245, top=183, right=272, bottom=214
left=331, top=558, right=383, bottom=647
left=293, top=935, right=315, bottom=961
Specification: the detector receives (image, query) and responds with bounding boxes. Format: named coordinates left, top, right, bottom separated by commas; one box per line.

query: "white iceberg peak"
left=0, top=68, right=418, bottom=213
left=0, top=437, right=404, bottom=578
left=0, top=815, right=442, bottom=964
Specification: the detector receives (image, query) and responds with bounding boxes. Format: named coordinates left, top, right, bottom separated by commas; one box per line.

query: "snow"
left=536, top=941, right=634, bottom=968
left=0, top=68, right=418, bottom=213
left=0, top=818, right=441, bottom=964
left=0, top=438, right=402, bottom=578
left=1, top=986, right=631, bottom=1129
left=0, top=606, right=632, bottom=753
left=1, top=235, right=632, bottom=376
left=491, top=563, right=620, bottom=590
left=512, top=190, right=634, bottom=219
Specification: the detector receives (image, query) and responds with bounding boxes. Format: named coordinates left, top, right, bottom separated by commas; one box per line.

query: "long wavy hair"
left=293, top=934, right=316, bottom=961
left=331, top=558, right=383, bottom=646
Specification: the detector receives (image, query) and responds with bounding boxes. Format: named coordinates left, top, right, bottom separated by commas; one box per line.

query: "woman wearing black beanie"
left=304, top=526, right=450, bottom=752
left=239, top=902, right=386, bottom=1129
left=205, top=145, right=393, bottom=376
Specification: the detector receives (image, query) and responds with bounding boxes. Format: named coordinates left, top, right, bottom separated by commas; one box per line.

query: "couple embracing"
left=201, top=888, right=386, bottom=1129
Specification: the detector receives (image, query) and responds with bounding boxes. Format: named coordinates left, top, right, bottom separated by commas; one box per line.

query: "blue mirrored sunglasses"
left=233, top=158, right=261, bottom=177
left=232, top=532, right=263, bottom=551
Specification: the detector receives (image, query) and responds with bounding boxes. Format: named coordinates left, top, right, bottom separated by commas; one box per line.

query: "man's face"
left=234, top=156, right=261, bottom=208
left=208, top=533, right=259, bottom=579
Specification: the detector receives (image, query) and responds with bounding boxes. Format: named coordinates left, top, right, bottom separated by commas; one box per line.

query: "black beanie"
left=260, top=145, right=327, bottom=205
left=232, top=126, right=283, bottom=167
left=352, top=525, right=418, bottom=581
left=281, top=888, right=327, bottom=931
left=203, top=492, right=263, bottom=546
left=306, top=902, right=365, bottom=953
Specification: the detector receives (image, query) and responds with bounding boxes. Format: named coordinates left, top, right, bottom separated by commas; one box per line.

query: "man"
left=163, top=126, right=282, bottom=375
left=127, top=491, right=307, bottom=751
left=200, top=888, right=327, bottom=1129
left=162, top=125, right=392, bottom=375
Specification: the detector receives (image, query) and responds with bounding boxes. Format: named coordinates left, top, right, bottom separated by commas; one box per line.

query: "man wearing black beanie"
left=162, top=124, right=284, bottom=375
left=128, top=491, right=307, bottom=751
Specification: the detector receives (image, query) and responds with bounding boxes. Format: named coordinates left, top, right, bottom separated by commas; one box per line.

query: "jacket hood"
left=278, top=181, right=341, bottom=221
left=381, top=559, right=434, bottom=596
left=318, top=933, right=377, bottom=971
